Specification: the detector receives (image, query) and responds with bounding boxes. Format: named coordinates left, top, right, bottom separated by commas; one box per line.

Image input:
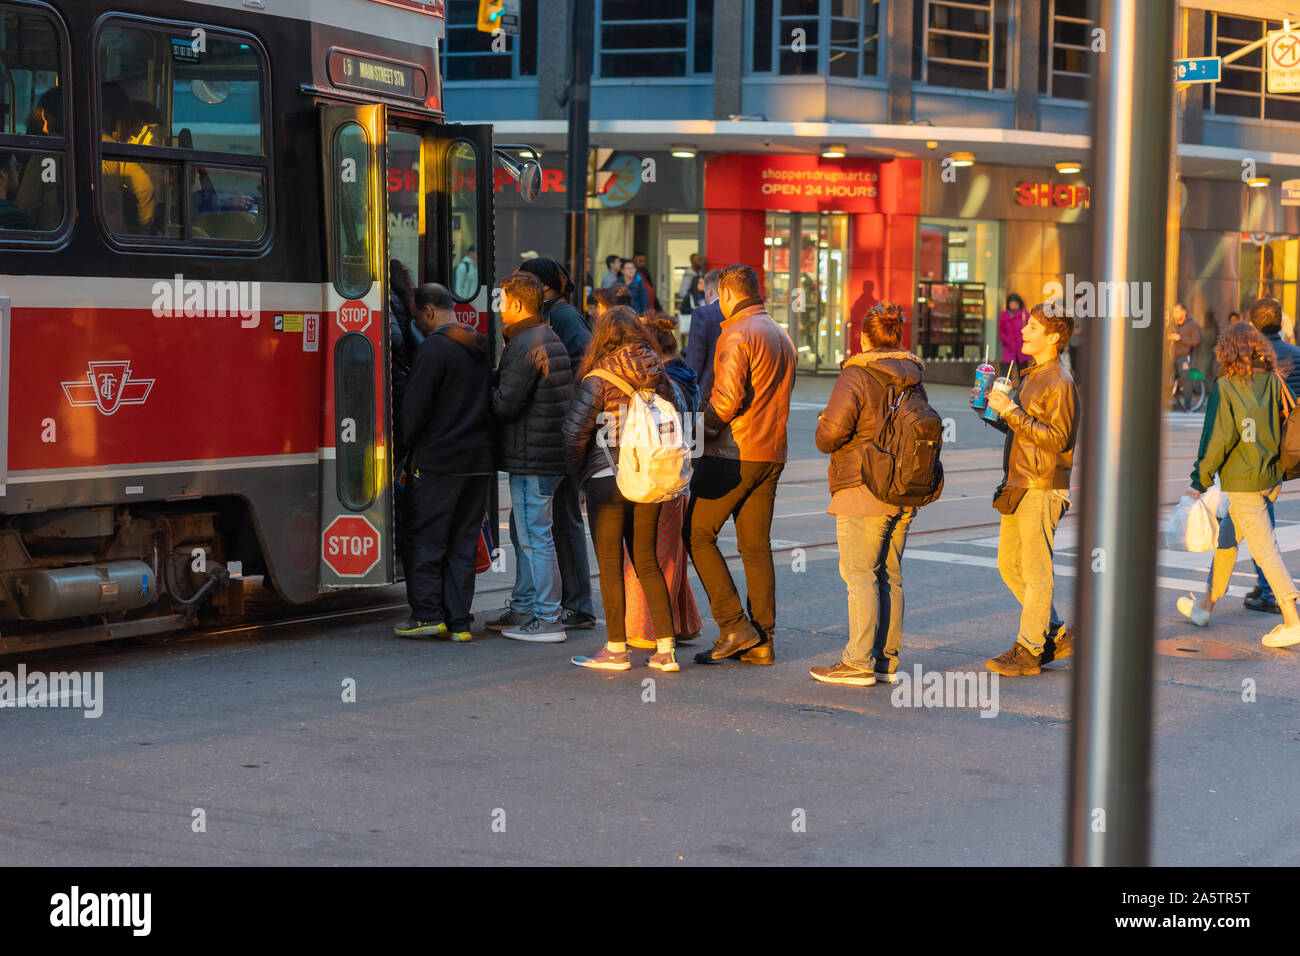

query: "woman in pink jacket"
left=998, top=293, right=1029, bottom=365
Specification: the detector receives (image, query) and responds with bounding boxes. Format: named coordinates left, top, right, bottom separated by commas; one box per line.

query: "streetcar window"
left=448, top=141, right=479, bottom=302
left=95, top=19, right=269, bottom=247
left=334, top=122, right=373, bottom=299
left=334, top=332, right=378, bottom=512
left=0, top=6, right=69, bottom=237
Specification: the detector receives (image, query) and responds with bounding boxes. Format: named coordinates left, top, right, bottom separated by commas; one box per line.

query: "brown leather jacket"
left=703, top=303, right=797, bottom=462
left=992, top=355, right=1078, bottom=489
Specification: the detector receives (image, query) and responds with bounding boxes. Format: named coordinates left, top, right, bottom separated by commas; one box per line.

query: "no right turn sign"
left=1267, top=30, right=1300, bottom=93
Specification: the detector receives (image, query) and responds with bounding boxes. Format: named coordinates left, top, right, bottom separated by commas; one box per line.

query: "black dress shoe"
left=1244, top=594, right=1282, bottom=614
left=695, top=627, right=760, bottom=663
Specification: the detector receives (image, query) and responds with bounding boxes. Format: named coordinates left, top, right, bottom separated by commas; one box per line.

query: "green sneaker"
left=394, top=619, right=448, bottom=639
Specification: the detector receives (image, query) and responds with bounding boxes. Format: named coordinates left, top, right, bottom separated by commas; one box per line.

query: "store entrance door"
left=763, top=211, right=849, bottom=371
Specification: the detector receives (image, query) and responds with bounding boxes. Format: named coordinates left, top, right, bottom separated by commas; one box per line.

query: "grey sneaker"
left=561, top=608, right=597, bottom=630
left=502, top=617, right=567, bottom=643
left=486, top=608, right=532, bottom=631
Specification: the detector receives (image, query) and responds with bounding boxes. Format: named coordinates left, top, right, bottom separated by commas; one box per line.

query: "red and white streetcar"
left=0, top=0, right=526, bottom=651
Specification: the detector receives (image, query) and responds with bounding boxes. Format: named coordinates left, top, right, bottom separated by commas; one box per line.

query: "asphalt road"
left=2, top=378, right=1298, bottom=866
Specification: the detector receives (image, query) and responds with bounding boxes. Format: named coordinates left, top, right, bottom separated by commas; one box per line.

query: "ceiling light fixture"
left=670, top=144, right=697, bottom=158
left=1248, top=176, right=1271, bottom=188
left=1055, top=160, right=1082, bottom=174
left=821, top=143, right=847, bottom=158
left=948, top=151, right=975, bottom=167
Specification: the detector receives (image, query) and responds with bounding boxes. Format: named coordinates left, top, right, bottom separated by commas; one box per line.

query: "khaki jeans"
left=997, top=488, right=1068, bottom=653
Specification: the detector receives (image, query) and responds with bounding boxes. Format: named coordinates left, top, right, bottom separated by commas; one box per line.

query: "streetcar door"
left=423, top=122, right=495, bottom=341
left=318, top=104, right=394, bottom=588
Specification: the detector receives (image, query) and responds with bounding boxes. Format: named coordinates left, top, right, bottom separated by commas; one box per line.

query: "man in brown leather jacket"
left=1168, top=303, right=1201, bottom=411
left=686, top=264, right=797, bottom=665
left=981, top=303, right=1079, bottom=676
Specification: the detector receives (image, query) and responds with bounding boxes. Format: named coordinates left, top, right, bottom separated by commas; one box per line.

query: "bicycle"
left=1170, top=365, right=1207, bottom=413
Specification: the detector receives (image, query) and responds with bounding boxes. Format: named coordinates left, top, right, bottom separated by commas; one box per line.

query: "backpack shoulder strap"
left=584, top=368, right=635, bottom=396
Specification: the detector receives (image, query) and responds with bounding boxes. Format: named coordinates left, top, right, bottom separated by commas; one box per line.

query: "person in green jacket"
left=1180, top=322, right=1300, bottom=648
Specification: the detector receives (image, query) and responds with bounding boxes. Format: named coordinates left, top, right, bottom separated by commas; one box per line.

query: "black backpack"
left=860, top=367, right=944, bottom=507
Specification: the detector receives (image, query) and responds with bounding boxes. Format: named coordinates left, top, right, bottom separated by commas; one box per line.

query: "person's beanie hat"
left=517, top=257, right=572, bottom=296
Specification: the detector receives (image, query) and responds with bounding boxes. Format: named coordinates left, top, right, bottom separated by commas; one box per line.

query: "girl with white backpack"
left=562, top=306, right=691, bottom=672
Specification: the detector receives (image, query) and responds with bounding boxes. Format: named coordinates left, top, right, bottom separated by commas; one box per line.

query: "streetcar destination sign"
left=328, top=50, right=428, bottom=101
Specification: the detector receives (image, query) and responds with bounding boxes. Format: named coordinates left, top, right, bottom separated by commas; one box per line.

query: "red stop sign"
left=453, top=302, right=484, bottom=333
left=337, top=299, right=371, bottom=334
left=322, top=514, right=382, bottom=577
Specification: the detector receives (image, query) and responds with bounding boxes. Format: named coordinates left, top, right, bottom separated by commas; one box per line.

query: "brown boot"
left=986, top=642, right=1042, bottom=676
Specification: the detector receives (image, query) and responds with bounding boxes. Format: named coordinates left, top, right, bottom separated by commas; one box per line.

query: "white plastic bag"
left=1200, top=477, right=1230, bottom=520
left=1166, top=495, right=1219, bottom=552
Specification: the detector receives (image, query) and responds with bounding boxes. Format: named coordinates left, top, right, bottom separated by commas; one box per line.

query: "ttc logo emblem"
left=62, top=361, right=155, bottom=415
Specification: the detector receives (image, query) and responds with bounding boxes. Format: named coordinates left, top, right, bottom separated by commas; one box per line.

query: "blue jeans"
left=507, top=473, right=562, bottom=623
left=837, top=511, right=915, bottom=674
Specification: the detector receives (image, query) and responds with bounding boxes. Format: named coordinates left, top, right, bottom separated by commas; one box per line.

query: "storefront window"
left=764, top=210, right=850, bottom=370
left=916, top=218, right=1002, bottom=361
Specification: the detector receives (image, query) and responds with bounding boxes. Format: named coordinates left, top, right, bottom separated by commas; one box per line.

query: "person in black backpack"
left=809, top=302, right=928, bottom=686
left=979, top=303, right=1079, bottom=676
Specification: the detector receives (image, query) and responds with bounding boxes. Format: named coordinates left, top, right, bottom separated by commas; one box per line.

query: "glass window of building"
left=913, top=0, right=1008, bottom=91
left=443, top=0, right=538, bottom=81
left=749, top=0, right=881, bottom=78
left=1207, top=13, right=1300, bottom=123
left=597, top=0, right=714, bottom=78
left=1039, top=0, right=1092, bottom=100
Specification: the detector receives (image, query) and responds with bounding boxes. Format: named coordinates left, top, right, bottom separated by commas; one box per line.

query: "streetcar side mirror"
left=516, top=160, right=541, bottom=202
left=493, top=147, right=542, bottom=203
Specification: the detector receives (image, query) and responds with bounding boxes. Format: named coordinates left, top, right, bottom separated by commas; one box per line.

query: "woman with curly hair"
left=1181, top=321, right=1300, bottom=647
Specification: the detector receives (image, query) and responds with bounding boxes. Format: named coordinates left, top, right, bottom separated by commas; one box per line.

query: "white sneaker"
left=1262, top=622, right=1300, bottom=648
left=1177, top=595, right=1211, bottom=627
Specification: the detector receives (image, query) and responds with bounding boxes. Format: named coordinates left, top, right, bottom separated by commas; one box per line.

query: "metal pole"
left=564, top=0, right=594, bottom=311
left=1067, top=0, right=1176, bottom=866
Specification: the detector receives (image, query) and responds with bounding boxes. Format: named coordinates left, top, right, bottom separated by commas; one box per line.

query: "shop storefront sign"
left=922, top=164, right=1089, bottom=222
left=1282, top=179, right=1300, bottom=207
left=1015, top=181, right=1091, bottom=209
left=704, top=154, right=889, bottom=213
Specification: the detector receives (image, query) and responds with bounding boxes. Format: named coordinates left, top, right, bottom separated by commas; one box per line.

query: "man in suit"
left=684, top=269, right=724, bottom=396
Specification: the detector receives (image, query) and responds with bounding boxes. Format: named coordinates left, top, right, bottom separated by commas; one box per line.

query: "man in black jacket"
left=516, top=257, right=597, bottom=630
left=395, top=283, right=493, bottom=641
left=487, top=272, right=574, bottom=642
left=684, top=269, right=724, bottom=396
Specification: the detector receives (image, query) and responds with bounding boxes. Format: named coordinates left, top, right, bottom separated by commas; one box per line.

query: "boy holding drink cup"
left=974, top=304, right=1080, bottom=676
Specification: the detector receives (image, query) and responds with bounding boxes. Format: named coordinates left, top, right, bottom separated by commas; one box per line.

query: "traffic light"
left=476, top=0, right=505, bottom=33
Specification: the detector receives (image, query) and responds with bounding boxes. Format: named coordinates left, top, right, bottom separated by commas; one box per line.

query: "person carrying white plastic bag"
left=1176, top=322, right=1300, bottom=648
